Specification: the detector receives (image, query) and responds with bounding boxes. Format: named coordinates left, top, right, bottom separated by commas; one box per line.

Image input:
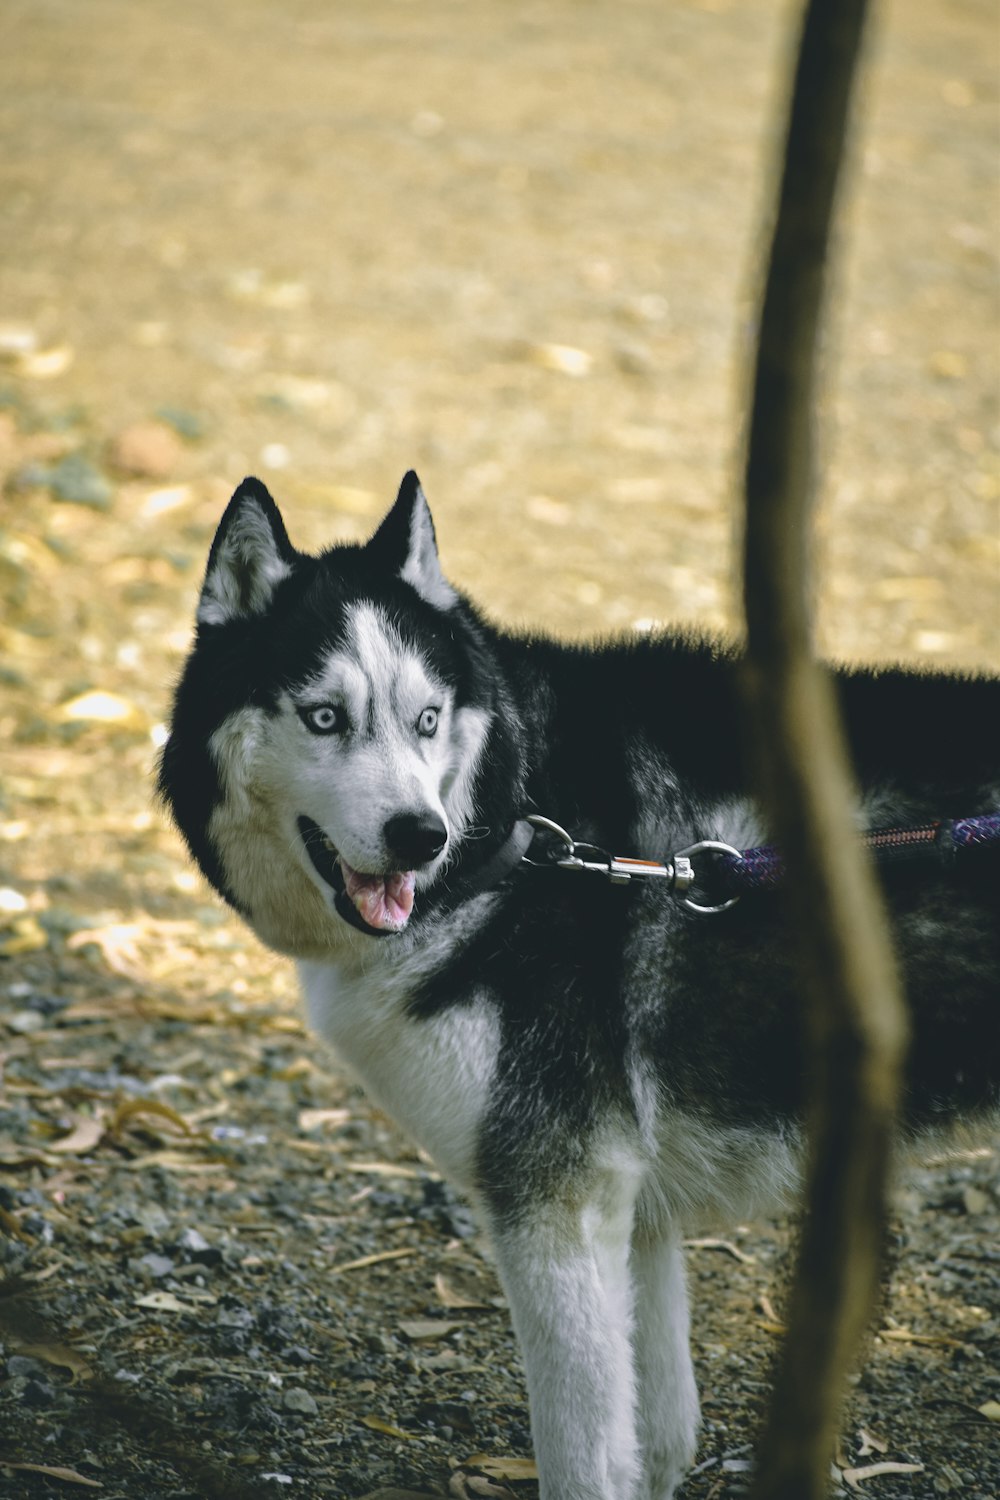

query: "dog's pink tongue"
left=341, top=862, right=415, bottom=931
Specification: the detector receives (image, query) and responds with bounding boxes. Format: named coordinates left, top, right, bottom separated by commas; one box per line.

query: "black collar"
left=440, top=818, right=536, bottom=904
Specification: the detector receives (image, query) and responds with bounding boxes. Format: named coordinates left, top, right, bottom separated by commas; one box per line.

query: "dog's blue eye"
left=417, top=707, right=439, bottom=738
left=299, top=704, right=346, bottom=735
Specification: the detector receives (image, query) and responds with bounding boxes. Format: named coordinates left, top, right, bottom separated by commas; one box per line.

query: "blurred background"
left=0, top=0, right=996, bottom=1064
left=0, top=5, right=997, bottom=1492
left=2, top=0, right=997, bottom=964
left=3, top=0, right=997, bottom=646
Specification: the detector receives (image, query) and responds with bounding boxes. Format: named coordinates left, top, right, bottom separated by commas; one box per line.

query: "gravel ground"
left=0, top=908, right=998, bottom=1498
left=1, top=1, right=998, bottom=1496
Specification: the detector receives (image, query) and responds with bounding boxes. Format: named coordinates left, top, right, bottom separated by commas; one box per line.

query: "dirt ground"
left=1, top=0, right=998, bottom=1496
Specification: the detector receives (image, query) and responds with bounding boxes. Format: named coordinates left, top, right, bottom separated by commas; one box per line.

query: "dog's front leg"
left=630, top=1228, right=700, bottom=1499
left=485, top=1180, right=642, bottom=1500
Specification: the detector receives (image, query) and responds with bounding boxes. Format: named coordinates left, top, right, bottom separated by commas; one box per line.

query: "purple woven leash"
left=715, top=813, right=1000, bottom=896
left=954, top=811, right=1000, bottom=848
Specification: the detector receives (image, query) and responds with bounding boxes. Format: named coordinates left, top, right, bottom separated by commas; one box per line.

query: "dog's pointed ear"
left=368, top=471, right=458, bottom=609
left=197, top=477, right=297, bottom=627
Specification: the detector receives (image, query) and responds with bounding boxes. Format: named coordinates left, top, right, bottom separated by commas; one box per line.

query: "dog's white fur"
left=299, top=932, right=798, bottom=1499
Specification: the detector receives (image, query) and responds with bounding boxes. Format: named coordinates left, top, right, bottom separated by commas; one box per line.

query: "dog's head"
left=159, top=473, right=500, bottom=957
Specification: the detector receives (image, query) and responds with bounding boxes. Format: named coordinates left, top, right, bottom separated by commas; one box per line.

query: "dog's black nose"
left=383, top=812, right=448, bottom=868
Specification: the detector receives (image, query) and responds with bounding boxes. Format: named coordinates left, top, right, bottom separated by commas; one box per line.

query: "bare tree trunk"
left=742, top=4, right=910, bottom=1498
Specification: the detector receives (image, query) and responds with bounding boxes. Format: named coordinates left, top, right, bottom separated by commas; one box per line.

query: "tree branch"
left=742, top=4, right=910, bottom=1497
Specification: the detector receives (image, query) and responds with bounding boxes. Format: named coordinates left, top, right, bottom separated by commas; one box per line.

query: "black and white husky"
left=159, top=472, right=998, bottom=1499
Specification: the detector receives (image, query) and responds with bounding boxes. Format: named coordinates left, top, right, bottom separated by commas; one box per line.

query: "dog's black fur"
left=159, top=474, right=999, bottom=1499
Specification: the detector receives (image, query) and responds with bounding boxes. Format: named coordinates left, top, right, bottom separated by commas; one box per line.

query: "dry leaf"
left=683, top=1237, right=756, bottom=1265
left=450, top=1476, right=515, bottom=1500
left=135, top=1291, right=196, bottom=1314
left=298, top=1107, right=352, bottom=1132
left=978, top=1400, right=1000, bottom=1422
left=757, top=1294, right=783, bottom=1324
left=19, top=345, right=75, bottom=379
left=842, top=1461, right=924, bottom=1490
left=24, top=1259, right=69, bottom=1284
left=135, top=1291, right=188, bottom=1313
left=109, top=1097, right=194, bottom=1139
left=398, top=1319, right=464, bottom=1343
left=461, top=1455, right=539, bottom=1481
left=0, top=1147, right=55, bottom=1169
left=879, top=1326, right=963, bottom=1349
left=329, top=1248, right=416, bottom=1275
left=359, top=1414, right=416, bottom=1441
left=0, top=1206, right=35, bottom=1243
left=357, top=1490, right=440, bottom=1499
left=67, top=922, right=145, bottom=979
left=48, top=1113, right=107, bottom=1156
left=16, top=1341, right=93, bottom=1384
left=434, top=1274, right=493, bottom=1311
left=0, top=1462, right=100, bottom=1488
left=346, top=1160, right=426, bottom=1180
left=526, top=341, right=593, bottom=377
left=54, top=689, right=147, bottom=730
left=123, top=1150, right=226, bottom=1173
left=0, top=913, right=49, bottom=957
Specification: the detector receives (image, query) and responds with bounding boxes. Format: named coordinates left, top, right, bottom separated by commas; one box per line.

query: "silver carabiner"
left=522, top=814, right=618, bottom=877
left=523, top=813, right=579, bottom=865
left=670, top=840, right=743, bottom=914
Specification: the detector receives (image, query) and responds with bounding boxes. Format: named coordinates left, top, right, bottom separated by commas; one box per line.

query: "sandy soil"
left=1, top=1, right=998, bottom=1496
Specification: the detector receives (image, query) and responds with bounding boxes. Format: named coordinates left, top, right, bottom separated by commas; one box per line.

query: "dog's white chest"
left=297, top=956, right=499, bottom=1191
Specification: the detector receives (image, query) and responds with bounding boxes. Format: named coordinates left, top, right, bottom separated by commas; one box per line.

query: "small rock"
left=132, top=1203, right=171, bottom=1235
left=7, top=1009, right=46, bottom=1035
left=282, top=1387, right=318, bottom=1416
left=413, top=1398, right=476, bottom=1433
left=21, top=1376, right=56, bottom=1407
left=362, top=1332, right=395, bottom=1356
left=176, top=1226, right=213, bottom=1258
left=139, top=1252, right=175, bottom=1279
left=47, top=452, right=113, bottom=509
left=217, top=1303, right=255, bottom=1330
left=24, top=992, right=70, bottom=1017
left=283, top=1345, right=314, bottom=1366
left=962, top=1185, right=989, bottom=1215
left=154, top=406, right=205, bottom=440
left=108, top=420, right=181, bottom=479
left=614, top=340, right=654, bottom=377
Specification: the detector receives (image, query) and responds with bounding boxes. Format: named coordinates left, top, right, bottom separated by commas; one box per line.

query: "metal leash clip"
left=669, top=840, right=743, bottom=914
left=524, top=814, right=740, bottom=913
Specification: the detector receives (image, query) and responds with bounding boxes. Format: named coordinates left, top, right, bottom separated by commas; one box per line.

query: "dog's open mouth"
left=297, top=815, right=415, bottom=937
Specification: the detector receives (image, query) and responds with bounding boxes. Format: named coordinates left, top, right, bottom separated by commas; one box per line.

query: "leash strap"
left=714, top=813, right=1000, bottom=897
left=517, top=811, right=1000, bottom=916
